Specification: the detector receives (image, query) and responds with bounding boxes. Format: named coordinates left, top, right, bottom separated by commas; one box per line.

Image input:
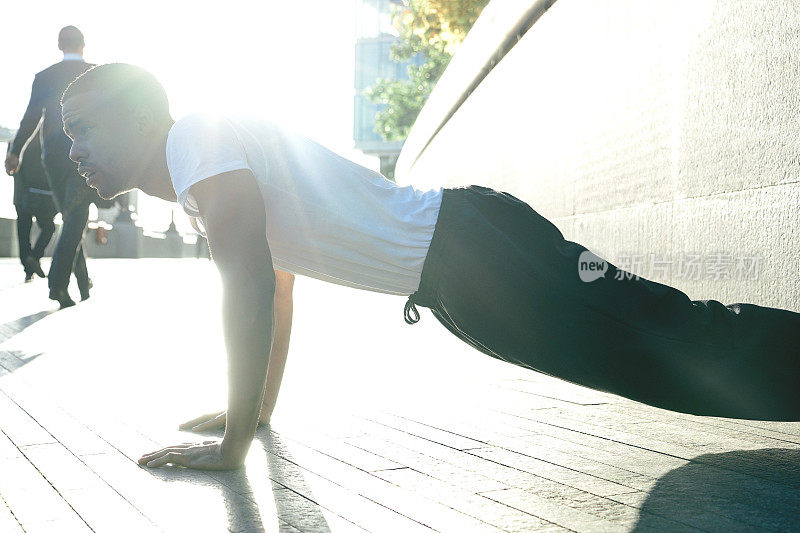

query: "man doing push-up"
left=58, top=63, right=800, bottom=470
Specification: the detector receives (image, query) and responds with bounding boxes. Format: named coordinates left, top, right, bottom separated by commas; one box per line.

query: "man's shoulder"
left=173, top=112, right=260, bottom=130
left=169, top=113, right=264, bottom=149
left=35, top=61, right=93, bottom=83
left=171, top=112, right=234, bottom=134
left=173, top=113, right=280, bottom=133
left=167, top=114, right=253, bottom=169
left=169, top=113, right=227, bottom=149
left=35, top=61, right=62, bottom=76
left=173, top=112, right=222, bottom=127
left=31, top=63, right=56, bottom=82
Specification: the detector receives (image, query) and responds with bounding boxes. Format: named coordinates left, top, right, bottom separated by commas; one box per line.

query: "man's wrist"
left=219, top=437, right=249, bottom=465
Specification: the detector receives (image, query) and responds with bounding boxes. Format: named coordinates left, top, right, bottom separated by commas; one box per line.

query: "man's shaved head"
left=62, top=63, right=171, bottom=118
left=60, top=63, right=174, bottom=200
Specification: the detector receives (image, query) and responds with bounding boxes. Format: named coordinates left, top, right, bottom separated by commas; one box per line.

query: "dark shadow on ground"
left=0, top=310, right=56, bottom=344
left=141, top=428, right=333, bottom=532
left=0, top=310, right=55, bottom=373
left=255, top=430, right=333, bottom=532
left=146, top=453, right=272, bottom=532
left=633, top=448, right=800, bottom=531
left=0, top=350, right=44, bottom=373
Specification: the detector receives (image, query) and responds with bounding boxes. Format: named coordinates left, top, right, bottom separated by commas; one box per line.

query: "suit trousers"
left=15, top=203, right=56, bottom=267
left=43, top=153, right=94, bottom=295
left=404, top=186, right=800, bottom=421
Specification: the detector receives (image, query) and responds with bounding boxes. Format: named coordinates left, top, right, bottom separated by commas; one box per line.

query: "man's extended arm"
left=6, top=75, right=44, bottom=175
left=261, top=270, right=294, bottom=421
left=139, top=169, right=274, bottom=470
left=179, top=269, right=294, bottom=431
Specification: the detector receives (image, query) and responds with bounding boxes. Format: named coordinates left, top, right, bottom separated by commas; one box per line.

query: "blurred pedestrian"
left=7, top=134, right=57, bottom=282
left=5, top=26, right=96, bottom=308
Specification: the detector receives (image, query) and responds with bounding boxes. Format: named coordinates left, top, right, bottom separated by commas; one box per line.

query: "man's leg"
left=72, top=242, right=91, bottom=301
left=49, top=182, right=91, bottom=301
left=15, top=206, right=34, bottom=279
left=31, top=211, right=56, bottom=261
left=407, top=186, right=800, bottom=421
left=44, top=155, right=93, bottom=307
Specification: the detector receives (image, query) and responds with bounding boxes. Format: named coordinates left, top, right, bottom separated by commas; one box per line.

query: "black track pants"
left=404, top=186, right=800, bottom=421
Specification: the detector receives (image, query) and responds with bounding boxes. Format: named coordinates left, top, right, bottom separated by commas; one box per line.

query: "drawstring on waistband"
left=404, top=292, right=421, bottom=324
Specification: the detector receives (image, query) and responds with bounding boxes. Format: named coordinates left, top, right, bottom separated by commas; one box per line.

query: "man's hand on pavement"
left=138, top=440, right=244, bottom=470
left=5, top=153, right=19, bottom=176
left=178, top=408, right=271, bottom=433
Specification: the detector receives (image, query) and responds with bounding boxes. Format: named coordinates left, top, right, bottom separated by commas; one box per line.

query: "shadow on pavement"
left=150, top=464, right=270, bottom=532
left=0, top=310, right=56, bottom=344
left=140, top=429, right=333, bottom=532
left=634, top=447, right=800, bottom=531
left=0, top=310, right=56, bottom=373
left=257, top=430, right=333, bottom=532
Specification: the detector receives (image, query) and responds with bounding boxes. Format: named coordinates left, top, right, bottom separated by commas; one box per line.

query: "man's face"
left=62, top=92, right=142, bottom=199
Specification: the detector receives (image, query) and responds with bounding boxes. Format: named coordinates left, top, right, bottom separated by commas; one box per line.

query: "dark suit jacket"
left=14, top=133, right=56, bottom=216
left=10, top=59, right=94, bottom=160
left=15, top=131, right=50, bottom=202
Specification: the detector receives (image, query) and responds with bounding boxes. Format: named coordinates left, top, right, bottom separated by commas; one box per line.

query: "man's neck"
left=138, top=121, right=178, bottom=202
left=62, top=52, right=83, bottom=61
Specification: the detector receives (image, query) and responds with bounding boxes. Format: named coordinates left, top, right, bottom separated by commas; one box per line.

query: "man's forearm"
left=219, top=274, right=275, bottom=462
left=11, top=81, right=43, bottom=156
left=11, top=114, right=41, bottom=156
left=261, top=284, right=293, bottom=419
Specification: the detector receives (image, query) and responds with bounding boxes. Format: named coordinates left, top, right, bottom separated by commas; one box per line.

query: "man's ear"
left=133, top=105, right=156, bottom=137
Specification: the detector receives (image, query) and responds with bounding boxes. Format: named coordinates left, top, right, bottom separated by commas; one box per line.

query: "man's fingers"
left=191, top=414, right=226, bottom=432
left=137, top=441, right=226, bottom=470
left=138, top=444, right=196, bottom=464
left=146, top=451, right=188, bottom=468
left=138, top=449, right=169, bottom=465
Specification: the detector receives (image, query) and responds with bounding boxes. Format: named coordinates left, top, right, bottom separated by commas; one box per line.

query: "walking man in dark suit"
left=4, top=26, right=96, bottom=308
left=7, top=133, right=57, bottom=282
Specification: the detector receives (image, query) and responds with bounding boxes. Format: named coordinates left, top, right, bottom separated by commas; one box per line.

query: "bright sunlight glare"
left=2, top=0, right=378, bottom=229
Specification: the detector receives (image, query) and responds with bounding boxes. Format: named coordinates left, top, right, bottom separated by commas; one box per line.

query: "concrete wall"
left=396, top=0, right=800, bottom=312
left=0, top=217, right=18, bottom=258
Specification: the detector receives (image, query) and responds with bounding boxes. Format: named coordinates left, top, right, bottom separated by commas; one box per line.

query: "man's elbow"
left=219, top=262, right=276, bottom=298
left=220, top=268, right=276, bottom=331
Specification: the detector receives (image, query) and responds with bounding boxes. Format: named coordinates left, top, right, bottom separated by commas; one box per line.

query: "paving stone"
left=353, top=420, right=535, bottom=491
left=345, top=433, right=511, bottom=492
left=0, top=390, right=57, bottom=447
left=0, top=456, right=88, bottom=528
left=256, top=447, right=434, bottom=532
left=0, top=496, right=24, bottom=533
left=374, top=467, right=569, bottom=532
left=480, top=486, right=627, bottom=532
left=60, top=487, right=160, bottom=533
left=0, top=378, right=115, bottom=456
left=262, top=432, right=499, bottom=532
left=1, top=259, right=799, bottom=531
left=279, top=425, right=405, bottom=472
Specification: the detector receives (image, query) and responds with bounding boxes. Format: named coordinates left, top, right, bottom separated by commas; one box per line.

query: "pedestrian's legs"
left=31, top=212, right=56, bottom=260
left=44, top=154, right=93, bottom=304
left=72, top=243, right=91, bottom=299
left=48, top=187, right=91, bottom=296
left=407, top=186, right=800, bottom=421
left=15, top=206, right=33, bottom=271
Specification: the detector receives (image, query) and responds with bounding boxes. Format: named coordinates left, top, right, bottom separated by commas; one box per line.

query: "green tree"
left=365, top=0, right=489, bottom=141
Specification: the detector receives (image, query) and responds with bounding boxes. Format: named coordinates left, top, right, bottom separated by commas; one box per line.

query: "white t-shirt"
left=166, top=114, right=443, bottom=296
